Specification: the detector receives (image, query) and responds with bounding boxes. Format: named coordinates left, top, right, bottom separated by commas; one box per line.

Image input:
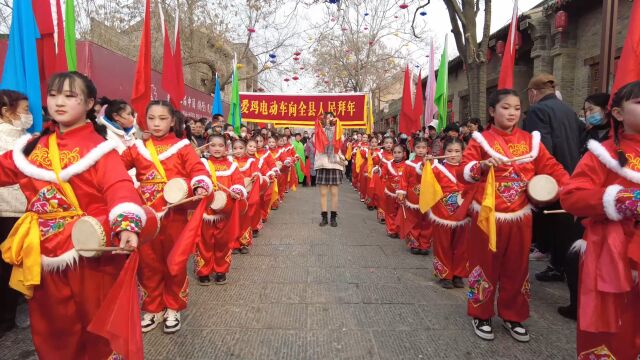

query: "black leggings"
left=0, top=217, right=19, bottom=330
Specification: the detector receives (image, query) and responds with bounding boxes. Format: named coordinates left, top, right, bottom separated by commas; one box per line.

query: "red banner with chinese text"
left=240, top=92, right=367, bottom=128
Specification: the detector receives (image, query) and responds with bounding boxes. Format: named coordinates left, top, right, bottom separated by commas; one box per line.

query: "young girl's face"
left=414, top=142, right=428, bottom=157
left=47, top=79, right=94, bottom=131
left=362, top=134, right=369, bottom=143
left=489, top=95, right=521, bottom=132
left=146, top=105, right=174, bottom=137
left=208, top=138, right=226, bottom=158
left=277, top=138, right=285, bottom=147
left=370, top=138, right=379, bottom=147
left=383, top=138, right=394, bottom=151
left=246, top=141, right=257, bottom=155
left=444, top=143, right=463, bottom=164
left=268, top=138, right=277, bottom=149
left=613, top=97, right=640, bottom=135
left=232, top=142, right=246, bottom=158
left=256, top=136, right=264, bottom=148
left=392, top=147, right=404, bottom=162
left=115, top=105, right=135, bottom=129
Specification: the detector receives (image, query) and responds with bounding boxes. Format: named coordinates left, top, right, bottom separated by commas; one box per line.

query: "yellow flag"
left=207, top=160, right=219, bottom=190
left=367, top=149, right=374, bottom=177
left=145, top=139, right=167, bottom=181
left=355, top=148, right=364, bottom=175
left=478, top=166, right=497, bottom=252
left=419, top=161, right=443, bottom=213
left=346, top=143, right=353, bottom=160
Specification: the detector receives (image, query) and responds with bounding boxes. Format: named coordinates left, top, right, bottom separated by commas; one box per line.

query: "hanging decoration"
left=292, top=75, right=299, bottom=81
left=269, top=52, right=276, bottom=59
left=293, top=50, right=301, bottom=56
left=485, top=49, right=493, bottom=62
left=293, top=56, right=300, bottom=61
left=399, top=3, right=409, bottom=9
left=247, top=27, right=256, bottom=33
left=496, top=40, right=505, bottom=56
left=284, top=77, right=290, bottom=82
left=555, top=10, right=568, bottom=33
left=419, top=10, right=427, bottom=16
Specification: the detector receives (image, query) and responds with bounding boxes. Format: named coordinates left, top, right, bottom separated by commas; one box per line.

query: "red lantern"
left=293, top=51, right=301, bottom=56
left=514, top=31, right=522, bottom=50
left=368, top=40, right=374, bottom=46
left=247, top=27, right=256, bottom=33
left=284, top=78, right=290, bottom=82
left=324, top=80, right=329, bottom=84
left=555, top=10, right=568, bottom=33
left=485, top=49, right=493, bottom=62
left=293, top=56, right=300, bottom=61
left=300, top=66, right=305, bottom=70
left=342, top=27, right=348, bottom=32
left=399, top=3, right=409, bottom=9
left=363, top=27, right=368, bottom=31
left=257, top=87, right=264, bottom=92
left=496, top=40, right=505, bottom=57
left=292, top=75, right=299, bottom=81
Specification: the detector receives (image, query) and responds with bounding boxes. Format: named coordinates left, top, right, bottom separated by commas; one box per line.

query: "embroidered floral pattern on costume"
left=108, top=352, right=124, bottom=360
left=521, top=276, right=531, bottom=302
left=30, top=186, right=77, bottom=238
left=28, top=145, right=81, bottom=169
left=508, top=142, right=529, bottom=157
left=614, top=188, right=640, bottom=220
left=626, top=153, right=640, bottom=171
left=111, top=212, right=143, bottom=234
left=138, top=280, right=148, bottom=304
left=213, top=164, right=230, bottom=172
left=193, top=250, right=205, bottom=272
left=192, top=178, right=210, bottom=191
left=225, top=249, right=233, bottom=264
left=139, top=170, right=164, bottom=204
left=413, top=185, right=421, bottom=195
left=406, top=235, right=419, bottom=249
left=433, top=257, right=449, bottom=279
left=577, top=345, right=615, bottom=360
left=492, top=143, right=506, bottom=156
left=467, top=266, right=494, bottom=307
left=239, top=227, right=251, bottom=246
left=179, top=278, right=189, bottom=303
left=154, top=144, right=172, bottom=154
left=496, top=180, right=526, bottom=204
left=441, top=192, right=461, bottom=214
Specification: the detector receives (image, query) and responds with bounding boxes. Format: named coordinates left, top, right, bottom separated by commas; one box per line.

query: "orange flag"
left=419, top=161, right=443, bottom=213
left=477, top=166, right=497, bottom=252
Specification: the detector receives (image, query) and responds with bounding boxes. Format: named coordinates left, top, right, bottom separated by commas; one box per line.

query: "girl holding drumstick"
left=231, top=139, right=262, bottom=254
left=122, top=100, right=212, bottom=335
left=0, top=72, right=146, bottom=359
left=458, top=89, right=568, bottom=343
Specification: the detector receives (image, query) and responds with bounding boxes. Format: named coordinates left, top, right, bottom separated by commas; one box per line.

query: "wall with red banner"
left=239, top=92, right=367, bottom=128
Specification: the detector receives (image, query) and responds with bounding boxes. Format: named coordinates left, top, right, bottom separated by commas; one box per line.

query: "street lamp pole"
left=598, top=0, right=618, bottom=92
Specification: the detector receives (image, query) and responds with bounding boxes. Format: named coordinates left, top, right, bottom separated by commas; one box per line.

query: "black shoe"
left=213, top=273, right=227, bottom=285
left=387, top=233, right=399, bottom=239
left=419, top=249, right=430, bottom=255
left=232, top=248, right=240, bottom=254
left=472, top=318, right=495, bottom=341
left=367, top=206, right=375, bottom=211
left=557, top=305, right=577, bottom=320
left=262, top=219, right=267, bottom=223
left=535, top=266, right=565, bottom=282
left=330, top=211, right=338, bottom=227
left=410, top=248, right=422, bottom=255
left=452, top=276, right=465, bottom=288
left=198, top=275, right=211, bottom=286
left=252, top=230, right=259, bottom=238
left=503, top=321, right=530, bottom=342
left=379, top=219, right=386, bottom=224
left=319, top=211, right=328, bottom=227
left=240, top=246, right=249, bottom=254
left=438, top=279, right=454, bottom=289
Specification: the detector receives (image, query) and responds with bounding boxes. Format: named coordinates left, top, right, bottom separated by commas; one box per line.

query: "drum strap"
left=207, top=160, right=219, bottom=190
left=145, top=139, right=167, bottom=181
left=492, top=134, right=526, bottom=180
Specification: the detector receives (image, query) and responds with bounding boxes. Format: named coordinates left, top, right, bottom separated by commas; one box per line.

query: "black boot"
left=330, top=211, right=338, bottom=227
left=319, top=212, right=328, bottom=227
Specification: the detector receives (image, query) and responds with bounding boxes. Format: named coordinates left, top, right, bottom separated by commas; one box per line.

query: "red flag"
left=172, top=18, right=185, bottom=110
left=32, top=0, right=55, bottom=100
left=87, top=252, right=143, bottom=360
left=412, top=70, right=424, bottom=133
left=314, top=114, right=329, bottom=152
left=398, top=65, right=415, bottom=135
left=167, top=199, right=207, bottom=276
left=609, top=0, right=640, bottom=102
left=160, top=5, right=176, bottom=106
left=54, top=0, right=67, bottom=72
left=498, top=0, right=518, bottom=89
left=131, top=0, right=152, bottom=130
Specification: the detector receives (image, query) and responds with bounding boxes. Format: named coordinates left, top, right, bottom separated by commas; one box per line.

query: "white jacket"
left=0, top=122, right=27, bottom=217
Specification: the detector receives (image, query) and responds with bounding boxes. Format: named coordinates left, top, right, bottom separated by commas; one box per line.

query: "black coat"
left=522, top=94, right=585, bottom=173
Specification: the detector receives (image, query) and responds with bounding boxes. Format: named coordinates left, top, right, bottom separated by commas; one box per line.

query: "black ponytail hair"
left=146, top=100, right=185, bottom=138
left=413, top=136, right=430, bottom=148
left=208, top=133, right=226, bottom=145
left=608, top=80, right=640, bottom=168
left=443, top=135, right=466, bottom=151
left=486, top=89, right=520, bottom=129
left=103, top=99, right=130, bottom=123
left=24, top=71, right=105, bottom=156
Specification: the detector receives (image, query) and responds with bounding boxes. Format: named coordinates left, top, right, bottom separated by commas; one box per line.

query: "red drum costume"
left=196, top=157, right=246, bottom=277
left=234, top=156, right=262, bottom=249
left=276, top=146, right=292, bottom=200
left=357, top=146, right=369, bottom=202
left=398, top=156, right=432, bottom=250
left=270, top=147, right=286, bottom=207
left=380, top=158, right=405, bottom=236
left=429, top=160, right=469, bottom=281
left=0, top=124, right=146, bottom=360
left=459, top=128, right=568, bottom=322
left=560, top=134, right=640, bottom=360
left=122, top=135, right=212, bottom=314
left=284, top=144, right=299, bottom=190
left=257, top=148, right=278, bottom=222
left=372, top=150, right=393, bottom=222
left=350, top=142, right=362, bottom=189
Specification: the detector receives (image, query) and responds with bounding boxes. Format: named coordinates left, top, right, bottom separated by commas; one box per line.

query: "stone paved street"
left=0, top=184, right=576, bottom=360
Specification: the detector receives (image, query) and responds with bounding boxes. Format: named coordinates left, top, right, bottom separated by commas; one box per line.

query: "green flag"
left=434, top=37, right=448, bottom=132
left=228, top=63, right=242, bottom=135
left=65, top=0, right=77, bottom=71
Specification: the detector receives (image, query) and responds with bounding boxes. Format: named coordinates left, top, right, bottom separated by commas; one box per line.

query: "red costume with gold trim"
left=459, top=128, right=568, bottom=322
left=371, top=150, right=393, bottom=222
left=429, top=160, right=469, bottom=281
left=196, top=157, right=246, bottom=276
left=560, top=134, right=640, bottom=360
left=397, top=156, right=432, bottom=250
left=357, top=146, right=370, bottom=202
left=233, top=155, right=261, bottom=249
left=257, top=148, right=278, bottom=221
left=380, top=158, right=405, bottom=236
left=0, top=124, right=146, bottom=360
left=122, top=134, right=212, bottom=314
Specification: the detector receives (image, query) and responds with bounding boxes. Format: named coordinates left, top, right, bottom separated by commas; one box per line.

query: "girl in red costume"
left=373, top=136, right=395, bottom=223
left=247, top=137, right=272, bottom=235
left=459, top=89, right=568, bottom=342
left=231, top=139, right=261, bottom=254
left=363, top=136, right=379, bottom=210
left=356, top=134, right=370, bottom=202
left=429, top=137, right=469, bottom=289
left=122, top=100, right=212, bottom=335
left=196, top=134, right=246, bottom=286
left=397, top=138, right=432, bottom=255
left=0, top=72, right=146, bottom=359
left=268, top=135, right=284, bottom=210
left=380, top=144, right=406, bottom=238
left=255, top=135, right=278, bottom=221
left=276, top=136, right=292, bottom=200
left=560, top=81, right=640, bottom=359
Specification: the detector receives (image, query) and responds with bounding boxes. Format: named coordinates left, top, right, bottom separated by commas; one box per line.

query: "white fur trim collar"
left=470, top=201, right=533, bottom=222
left=588, top=140, right=640, bottom=184
left=42, top=249, right=79, bottom=272
left=13, top=134, right=119, bottom=183
left=428, top=211, right=470, bottom=228
left=203, top=213, right=226, bottom=223
left=471, top=130, right=540, bottom=164
left=258, top=152, right=271, bottom=168
left=384, top=188, right=397, bottom=197
left=405, top=159, right=423, bottom=175
left=404, top=200, right=420, bottom=210
left=133, top=138, right=191, bottom=162
left=433, top=161, right=457, bottom=184
left=202, top=158, right=238, bottom=177
left=236, top=158, right=256, bottom=172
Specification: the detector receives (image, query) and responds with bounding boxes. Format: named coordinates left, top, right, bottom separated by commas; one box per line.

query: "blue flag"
left=0, top=0, right=43, bottom=133
left=211, top=75, right=223, bottom=116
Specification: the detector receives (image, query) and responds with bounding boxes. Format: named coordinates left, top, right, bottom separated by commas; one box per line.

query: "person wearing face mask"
left=0, top=90, right=30, bottom=336
left=97, top=99, right=138, bottom=153
left=580, top=93, right=611, bottom=155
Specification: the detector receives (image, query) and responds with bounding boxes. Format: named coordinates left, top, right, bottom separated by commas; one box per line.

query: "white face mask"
left=12, top=113, right=33, bottom=129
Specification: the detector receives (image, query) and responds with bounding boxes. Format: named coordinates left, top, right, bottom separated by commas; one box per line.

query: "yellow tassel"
left=346, top=143, right=353, bottom=161
left=355, top=149, right=364, bottom=175
left=418, top=161, right=443, bottom=213
left=478, top=166, right=497, bottom=252
left=367, top=149, right=374, bottom=177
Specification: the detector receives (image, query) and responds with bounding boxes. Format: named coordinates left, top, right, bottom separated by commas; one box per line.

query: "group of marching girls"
left=0, top=71, right=303, bottom=360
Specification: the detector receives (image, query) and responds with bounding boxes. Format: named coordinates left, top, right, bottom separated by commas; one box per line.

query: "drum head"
left=72, top=216, right=106, bottom=258
left=163, top=178, right=189, bottom=204
left=527, top=175, right=559, bottom=203
left=210, top=191, right=228, bottom=211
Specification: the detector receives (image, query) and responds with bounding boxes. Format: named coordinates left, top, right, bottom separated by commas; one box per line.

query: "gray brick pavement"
left=0, top=183, right=576, bottom=359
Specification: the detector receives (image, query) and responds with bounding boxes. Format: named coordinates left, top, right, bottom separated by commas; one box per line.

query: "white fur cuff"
left=191, top=175, right=213, bottom=194
left=463, top=161, right=479, bottom=183
left=109, top=202, right=147, bottom=226
left=602, top=184, right=624, bottom=221
left=230, top=185, right=248, bottom=199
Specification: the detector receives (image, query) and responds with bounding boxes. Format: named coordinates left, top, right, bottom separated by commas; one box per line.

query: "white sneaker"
left=163, top=309, right=181, bottom=334
left=503, top=321, right=530, bottom=342
left=141, top=311, right=163, bottom=333
left=472, top=318, right=495, bottom=341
